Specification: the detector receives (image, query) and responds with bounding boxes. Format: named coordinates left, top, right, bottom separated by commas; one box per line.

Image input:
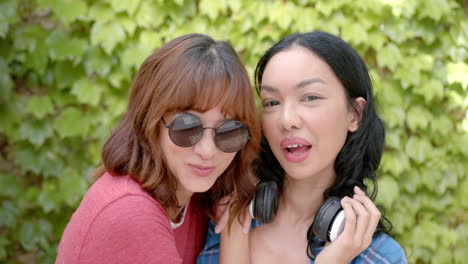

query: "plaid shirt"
left=197, top=219, right=407, bottom=264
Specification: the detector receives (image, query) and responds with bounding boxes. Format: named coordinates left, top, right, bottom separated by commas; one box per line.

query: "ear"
left=348, top=97, right=366, bottom=132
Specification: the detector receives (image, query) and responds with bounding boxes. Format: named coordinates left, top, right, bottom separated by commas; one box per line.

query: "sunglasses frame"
left=161, top=112, right=251, bottom=153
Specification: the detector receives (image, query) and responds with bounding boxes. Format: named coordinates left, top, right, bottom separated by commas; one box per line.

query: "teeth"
left=286, top=144, right=303, bottom=148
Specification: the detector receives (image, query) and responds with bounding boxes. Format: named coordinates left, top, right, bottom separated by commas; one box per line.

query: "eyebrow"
left=260, top=78, right=325, bottom=93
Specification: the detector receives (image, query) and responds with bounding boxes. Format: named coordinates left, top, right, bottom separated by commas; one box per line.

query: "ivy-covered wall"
left=0, top=0, right=467, bottom=263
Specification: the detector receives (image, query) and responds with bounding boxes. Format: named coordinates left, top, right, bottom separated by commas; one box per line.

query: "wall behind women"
left=0, top=0, right=466, bottom=263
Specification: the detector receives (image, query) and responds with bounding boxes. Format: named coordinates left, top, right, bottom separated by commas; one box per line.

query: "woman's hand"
left=214, top=195, right=252, bottom=234
left=215, top=195, right=253, bottom=264
left=315, top=186, right=381, bottom=264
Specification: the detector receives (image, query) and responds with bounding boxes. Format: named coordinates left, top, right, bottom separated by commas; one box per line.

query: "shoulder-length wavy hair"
left=254, top=31, right=391, bottom=259
left=96, top=33, right=261, bottom=221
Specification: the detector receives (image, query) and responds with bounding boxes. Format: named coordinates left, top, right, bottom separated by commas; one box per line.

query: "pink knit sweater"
left=56, top=172, right=208, bottom=264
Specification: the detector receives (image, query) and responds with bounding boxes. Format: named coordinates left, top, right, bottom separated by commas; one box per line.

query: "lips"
left=189, top=164, right=215, bottom=177
left=280, top=137, right=312, bottom=163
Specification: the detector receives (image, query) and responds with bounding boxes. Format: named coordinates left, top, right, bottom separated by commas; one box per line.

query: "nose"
left=193, top=128, right=218, bottom=159
left=279, top=103, right=301, bottom=131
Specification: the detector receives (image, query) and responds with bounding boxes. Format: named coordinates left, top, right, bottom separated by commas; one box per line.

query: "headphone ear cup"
left=311, top=197, right=343, bottom=242
left=252, top=181, right=279, bottom=224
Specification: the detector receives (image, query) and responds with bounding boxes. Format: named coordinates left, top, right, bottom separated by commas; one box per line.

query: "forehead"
left=166, top=77, right=244, bottom=120
left=261, top=46, right=341, bottom=92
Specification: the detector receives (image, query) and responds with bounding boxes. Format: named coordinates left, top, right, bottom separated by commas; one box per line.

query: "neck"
left=167, top=189, right=193, bottom=222
left=275, top=171, right=335, bottom=225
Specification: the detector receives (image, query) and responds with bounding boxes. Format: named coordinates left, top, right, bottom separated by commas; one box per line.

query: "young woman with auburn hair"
left=56, top=33, right=261, bottom=264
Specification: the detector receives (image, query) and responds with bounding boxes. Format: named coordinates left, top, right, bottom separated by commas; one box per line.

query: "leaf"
left=107, top=70, right=128, bottom=88
left=12, top=24, right=47, bottom=52
left=414, top=78, right=444, bottom=103
left=0, top=236, right=9, bottom=259
left=405, top=136, right=433, bottom=163
left=19, top=120, right=53, bottom=146
left=23, top=41, right=48, bottom=75
left=406, top=106, right=432, bottom=131
left=52, top=107, right=90, bottom=138
left=269, top=2, right=294, bottom=30
left=71, top=78, right=105, bottom=106
left=381, top=150, right=410, bottom=175
left=83, top=47, right=112, bottom=77
left=45, top=0, right=88, bottom=24
left=116, top=14, right=137, bottom=36
left=0, top=201, right=19, bottom=228
left=367, top=30, right=387, bottom=50
left=316, top=1, right=344, bottom=16
left=88, top=2, right=115, bottom=23
left=0, top=58, right=13, bottom=101
left=53, top=61, right=85, bottom=90
left=0, top=0, right=20, bottom=37
left=90, top=21, right=126, bottom=54
left=382, top=106, right=406, bottom=128
left=418, top=0, right=453, bottom=21
left=45, top=30, right=88, bottom=61
left=341, top=22, right=368, bottom=45
left=385, top=128, right=402, bottom=149
left=108, top=0, right=141, bottom=16
left=59, top=169, right=88, bottom=207
left=19, top=221, right=38, bottom=251
left=25, top=96, right=54, bottom=119
left=14, top=147, right=42, bottom=174
left=199, top=0, right=226, bottom=20
left=121, top=43, right=152, bottom=70
left=430, top=115, right=453, bottom=136
left=37, top=181, right=61, bottom=213
left=135, top=1, right=164, bottom=28
left=139, top=30, right=162, bottom=50
left=227, top=0, right=242, bottom=12
left=376, top=176, right=399, bottom=209
left=395, top=63, right=421, bottom=89
left=12, top=144, right=64, bottom=177
left=447, top=62, right=468, bottom=90
left=400, top=169, right=421, bottom=194
left=377, top=43, right=401, bottom=71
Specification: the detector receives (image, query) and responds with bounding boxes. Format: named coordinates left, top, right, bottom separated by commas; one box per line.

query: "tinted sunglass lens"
left=215, top=121, right=249, bottom=153
left=169, top=114, right=203, bottom=147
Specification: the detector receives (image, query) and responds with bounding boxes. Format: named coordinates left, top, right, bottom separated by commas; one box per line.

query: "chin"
left=183, top=180, right=215, bottom=194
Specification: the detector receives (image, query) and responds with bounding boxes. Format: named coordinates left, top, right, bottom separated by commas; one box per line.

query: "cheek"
left=261, top=115, right=277, bottom=138
left=212, top=152, right=236, bottom=178
left=218, top=152, right=236, bottom=168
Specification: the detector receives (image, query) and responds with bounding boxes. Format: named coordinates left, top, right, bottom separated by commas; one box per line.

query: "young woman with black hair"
left=197, top=31, right=406, bottom=264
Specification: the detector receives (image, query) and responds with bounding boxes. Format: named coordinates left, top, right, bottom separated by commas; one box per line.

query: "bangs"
left=166, top=58, right=252, bottom=120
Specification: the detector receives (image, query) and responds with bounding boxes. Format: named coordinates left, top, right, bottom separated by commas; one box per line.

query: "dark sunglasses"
left=162, top=112, right=250, bottom=153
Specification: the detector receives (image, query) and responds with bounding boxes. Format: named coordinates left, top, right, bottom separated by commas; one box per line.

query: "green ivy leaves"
left=52, top=108, right=91, bottom=138
left=90, top=21, right=126, bottom=54
left=0, top=0, right=467, bottom=263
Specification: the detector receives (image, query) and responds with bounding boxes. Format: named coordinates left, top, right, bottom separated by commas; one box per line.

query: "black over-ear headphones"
left=249, top=181, right=345, bottom=242
left=249, top=181, right=279, bottom=224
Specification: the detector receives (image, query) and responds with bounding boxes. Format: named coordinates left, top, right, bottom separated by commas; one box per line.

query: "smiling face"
left=260, top=45, right=364, bottom=183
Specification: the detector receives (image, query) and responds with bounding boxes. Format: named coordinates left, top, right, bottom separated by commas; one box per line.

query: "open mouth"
left=285, top=144, right=312, bottom=154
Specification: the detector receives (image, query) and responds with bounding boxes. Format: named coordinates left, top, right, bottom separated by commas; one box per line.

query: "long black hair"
left=254, top=31, right=392, bottom=259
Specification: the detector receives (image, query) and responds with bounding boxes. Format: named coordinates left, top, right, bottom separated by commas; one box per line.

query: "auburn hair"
left=95, top=33, right=261, bottom=223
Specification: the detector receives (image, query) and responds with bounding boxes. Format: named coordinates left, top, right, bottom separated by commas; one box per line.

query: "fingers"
left=215, top=202, right=230, bottom=234
left=347, top=195, right=370, bottom=244
left=215, top=196, right=230, bottom=220
left=352, top=187, right=381, bottom=247
left=242, top=206, right=252, bottom=234
left=338, top=187, right=381, bottom=247
left=214, top=195, right=232, bottom=234
left=339, top=197, right=356, bottom=239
